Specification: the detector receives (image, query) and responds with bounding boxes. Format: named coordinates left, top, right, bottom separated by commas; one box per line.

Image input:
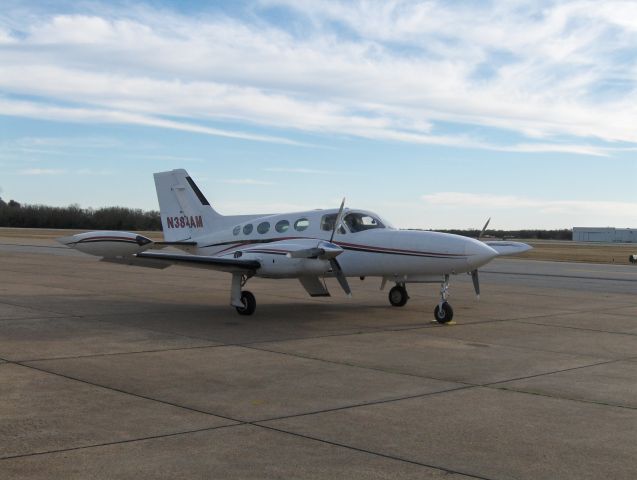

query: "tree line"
left=0, top=197, right=573, bottom=239
left=437, top=228, right=572, bottom=241
left=0, top=198, right=162, bottom=231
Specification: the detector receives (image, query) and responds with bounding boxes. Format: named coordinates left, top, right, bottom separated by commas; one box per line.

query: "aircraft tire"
left=434, top=302, right=453, bottom=324
left=236, top=291, right=256, bottom=315
left=389, top=285, right=409, bottom=307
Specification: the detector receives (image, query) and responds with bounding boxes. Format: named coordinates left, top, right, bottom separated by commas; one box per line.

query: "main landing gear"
left=232, top=273, right=257, bottom=316
left=433, top=275, right=453, bottom=324
left=389, top=284, right=409, bottom=307
left=236, top=291, right=256, bottom=316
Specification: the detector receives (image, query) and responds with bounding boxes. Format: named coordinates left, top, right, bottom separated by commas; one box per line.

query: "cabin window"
left=294, top=218, right=310, bottom=231
left=257, top=222, right=270, bottom=234
left=233, top=226, right=241, bottom=236
left=243, top=224, right=253, bottom=235
left=344, top=213, right=385, bottom=233
left=275, top=220, right=290, bottom=233
left=320, top=213, right=346, bottom=234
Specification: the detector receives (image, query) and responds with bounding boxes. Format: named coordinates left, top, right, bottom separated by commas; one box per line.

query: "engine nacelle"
left=235, top=251, right=332, bottom=278
left=57, top=231, right=154, bottom=258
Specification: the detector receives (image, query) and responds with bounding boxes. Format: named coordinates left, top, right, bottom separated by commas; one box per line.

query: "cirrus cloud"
left=0, top=2, right=637, bottom=154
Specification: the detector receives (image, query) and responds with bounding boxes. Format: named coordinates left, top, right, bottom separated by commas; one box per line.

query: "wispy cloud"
left=0, top=98, right=306, bottom=146
left=0, top=2, right=636, bottom=153
left=18, top=168, right=66, bottom=175
left=263, top=167, right=342, bottom=175
left=422, top=192, right=637, bottom=219
left=219, top=178, right=275, bottom=185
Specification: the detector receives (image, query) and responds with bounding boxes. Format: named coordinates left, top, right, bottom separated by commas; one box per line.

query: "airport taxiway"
left=1, top=236, right=636, bottom=479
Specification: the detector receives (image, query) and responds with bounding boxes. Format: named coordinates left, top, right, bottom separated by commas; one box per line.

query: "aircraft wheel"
left=389, top=285, right=409, bottom=307
left=434, top=302, right=454, bottom=324
left=236, top=291, right=256, bottom=316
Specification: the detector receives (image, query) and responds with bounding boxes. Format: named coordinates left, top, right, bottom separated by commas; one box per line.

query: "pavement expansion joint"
left=0, top=423, right=243, bottom=462
left=254, top=385, right=475, bottom=424
left=492, top=385, right=637, bottom=411
left=16, top=343, right=225, bottom=363
left=516, top=319, right=637, bottom=337
left=254, top=424, right=494, bottom=480
left=482, top=357, right=623, bottom=387
left=13, top=360, right=240, bottom=422
left=240, top=343, right=477, bottom=386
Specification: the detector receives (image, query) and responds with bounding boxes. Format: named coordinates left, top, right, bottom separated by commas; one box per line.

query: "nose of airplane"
left=465, top=238, right=498, bottom=269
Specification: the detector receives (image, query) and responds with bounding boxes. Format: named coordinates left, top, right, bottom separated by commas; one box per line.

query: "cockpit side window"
left=320, top=213, right=346, bottom=234
left=344, top=213, right=385, bottom=233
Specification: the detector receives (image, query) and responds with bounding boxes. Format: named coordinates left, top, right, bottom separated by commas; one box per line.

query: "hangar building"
left=573, top=227, right=636, bottom=243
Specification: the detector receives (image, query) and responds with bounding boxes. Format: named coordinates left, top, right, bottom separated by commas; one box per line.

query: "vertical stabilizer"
left=154, top=169, right=221, bottom=241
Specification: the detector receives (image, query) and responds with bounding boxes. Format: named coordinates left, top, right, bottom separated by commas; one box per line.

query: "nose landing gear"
left=434, top=275, right=454, bottom=324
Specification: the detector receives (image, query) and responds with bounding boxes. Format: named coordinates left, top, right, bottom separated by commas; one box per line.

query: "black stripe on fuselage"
left=78, top=238, right=139, bottom=244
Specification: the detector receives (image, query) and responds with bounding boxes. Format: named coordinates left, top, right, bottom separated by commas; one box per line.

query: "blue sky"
left=0, top=0, right=636, bottom=229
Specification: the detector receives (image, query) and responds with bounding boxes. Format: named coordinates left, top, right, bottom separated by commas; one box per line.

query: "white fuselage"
left=189, top=208, right=498, bottom=280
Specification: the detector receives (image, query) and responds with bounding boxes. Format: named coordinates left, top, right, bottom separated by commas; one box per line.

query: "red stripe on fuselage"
left=205, top=236, right=466, bottom=259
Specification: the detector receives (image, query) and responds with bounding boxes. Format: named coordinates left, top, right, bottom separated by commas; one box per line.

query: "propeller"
left=288, top=198, right=351, bottom=296
left=287, top=244, right=351, bottom=296
left=330, top=198, right=346, bottom=243
left=470, top=217, right=491, bottom=299
left=471, top=269, right=480, bottom=299
left=330, top=256, right=352, bottom=296
left=328, top=198, right=351, bottom=296
left=478, top=217, right=491, bottom=240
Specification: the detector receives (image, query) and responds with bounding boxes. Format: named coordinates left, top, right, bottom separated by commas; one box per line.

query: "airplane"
left=58, top=169, right=532, bottom=323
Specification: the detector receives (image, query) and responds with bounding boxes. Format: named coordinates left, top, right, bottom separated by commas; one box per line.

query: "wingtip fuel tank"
left=57, top=231, right=153, bottom=258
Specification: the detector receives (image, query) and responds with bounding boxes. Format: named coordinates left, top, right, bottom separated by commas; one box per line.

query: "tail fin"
left=154, top=169, right=221, bottom=241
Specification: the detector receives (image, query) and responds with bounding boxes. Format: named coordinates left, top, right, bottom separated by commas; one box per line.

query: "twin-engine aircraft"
left=58, top=169, right=531, bottom=323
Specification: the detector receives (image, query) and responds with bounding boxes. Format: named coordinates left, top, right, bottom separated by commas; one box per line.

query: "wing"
left=103, top=251, right=260, bottom=273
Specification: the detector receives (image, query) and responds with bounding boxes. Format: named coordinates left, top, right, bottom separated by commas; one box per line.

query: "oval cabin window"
left=275, top=220, right=290, bottom=233
left=294, top=218, right=310, bottom=231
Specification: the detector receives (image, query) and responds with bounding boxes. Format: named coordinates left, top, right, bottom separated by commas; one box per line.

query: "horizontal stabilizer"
left=484, top=241, right=532, bottom=256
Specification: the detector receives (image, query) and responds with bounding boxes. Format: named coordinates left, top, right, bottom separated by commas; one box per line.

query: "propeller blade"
left=471, top=269, right=480, bottom=299
left=329, top=258, right=352, bottom=296
left=330, top=197, right=346, bottom=243
left=478, top=217, right=491, bottom=240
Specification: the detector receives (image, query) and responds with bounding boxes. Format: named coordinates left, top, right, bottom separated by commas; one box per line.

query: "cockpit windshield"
left=321, top=214, right=346, bottom=234
left=344, top=212, right=385, bottom=233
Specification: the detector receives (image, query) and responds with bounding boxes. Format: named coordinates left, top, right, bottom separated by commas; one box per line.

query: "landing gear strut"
left=434, top=274, right=453, bottom=324
left=231, top=273, right=256, bottom=316
left=389, top=284, right=409, bottom=307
